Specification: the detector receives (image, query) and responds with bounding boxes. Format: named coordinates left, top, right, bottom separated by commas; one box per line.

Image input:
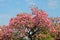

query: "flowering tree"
left=9, top=7, right=51, bottom=40
left=50, top=17, right=60, bottom=40
left=0, top=7, right=52, bottom=40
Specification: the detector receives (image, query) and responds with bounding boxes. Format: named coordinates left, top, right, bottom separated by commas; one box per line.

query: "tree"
left=0, top=7, right=52, bottom=40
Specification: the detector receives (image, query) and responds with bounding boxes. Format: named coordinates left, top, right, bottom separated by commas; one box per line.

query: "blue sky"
left=0, top=0, right=60, bottom=25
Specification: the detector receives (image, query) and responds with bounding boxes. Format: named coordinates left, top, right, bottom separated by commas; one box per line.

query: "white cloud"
left=48, top=0, right=58, bottom=9
left=0, top=0, right=5, bottom=2
left=25, top=0, right=36, bottom=6
left=16, top=1, right=20, bottom=5
left=0, top=14, right=12, bottom=19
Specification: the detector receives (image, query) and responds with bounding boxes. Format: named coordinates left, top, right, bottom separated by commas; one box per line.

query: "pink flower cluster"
left=31, top=7, right=51, bottom=27
left=9, top=13, right=34, bottom=28
left=9, top=7, right=51, bottom=29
